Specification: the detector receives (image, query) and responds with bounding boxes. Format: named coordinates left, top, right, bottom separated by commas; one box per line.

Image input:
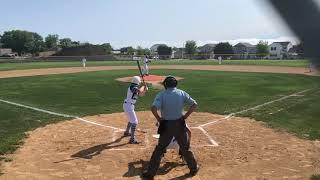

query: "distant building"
left=172, top=48, right=185, bottom=59
left=112, top=50, right=121, bottom=54
left=233, top=43, right=257, bottom=59
left=150, top=44, right=167, bottom=56
left=198, top=44, right=216, bottom=59
left=38, top=51, right=57, bottom=57
left=0, top=48, right=12, bottom=56
left=287, top=45, right=301, bottom=59
left=268, top=41, right=293, bottom=59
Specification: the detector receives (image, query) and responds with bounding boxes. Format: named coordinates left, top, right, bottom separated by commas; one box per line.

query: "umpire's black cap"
left=163, top=76, right=178, bottom=89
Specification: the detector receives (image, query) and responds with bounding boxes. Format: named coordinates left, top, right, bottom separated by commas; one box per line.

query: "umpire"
left=142, top=76, right=199, bottom=179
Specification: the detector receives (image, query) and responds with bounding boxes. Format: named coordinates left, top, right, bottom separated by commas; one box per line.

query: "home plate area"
left=90, top=111, right=216, bottom=150
left=2, top=111, right=319, bottom=179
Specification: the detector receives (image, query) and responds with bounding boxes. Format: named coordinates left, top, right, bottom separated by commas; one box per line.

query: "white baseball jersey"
left=144, top=57, right=149, bottom=64
left=124, top=83, right=139, bottom=105
left=123, top=83, right=139, bottom=124
left=143, top=57, right=149, bottom=75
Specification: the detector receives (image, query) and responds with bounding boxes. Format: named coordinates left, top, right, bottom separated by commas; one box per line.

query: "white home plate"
left=152, top=134, right=180, bottom=150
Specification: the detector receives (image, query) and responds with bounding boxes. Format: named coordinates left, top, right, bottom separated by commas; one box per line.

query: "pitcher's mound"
left=116, top=75, right=183, bottom=89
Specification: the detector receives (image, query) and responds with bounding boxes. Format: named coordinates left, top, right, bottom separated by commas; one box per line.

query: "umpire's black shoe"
left=189, top=165, right=200, bottom=176
left=141, top=171, right=154, bottom=180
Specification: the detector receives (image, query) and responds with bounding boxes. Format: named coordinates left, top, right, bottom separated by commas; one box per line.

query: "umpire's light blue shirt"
left=152, top=87, right=197, bottom=120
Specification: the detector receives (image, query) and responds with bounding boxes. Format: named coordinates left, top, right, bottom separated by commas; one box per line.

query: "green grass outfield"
left=0, top=59, right=309, bottom=71
left=0, top=69, right=319, bottom=156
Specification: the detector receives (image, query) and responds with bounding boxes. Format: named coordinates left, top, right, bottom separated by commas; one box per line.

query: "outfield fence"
left=0, top=53, right=306, bottom=63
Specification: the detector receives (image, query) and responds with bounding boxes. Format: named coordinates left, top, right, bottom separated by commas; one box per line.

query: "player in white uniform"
left=143, top=55, right=150, bottom=76
left=82, top=57, right=87, bottom=68
left=218, top=56, right=222, bottom=65
left=123, top=76, right=148, bottom=144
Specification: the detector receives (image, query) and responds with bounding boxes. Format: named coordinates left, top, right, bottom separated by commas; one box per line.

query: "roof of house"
left=272, top=41, right=291, bottom=47
left=234, top=42, right=255, bottom=48
left=202, top=43, right=216, bottom=48
left=150, top=44, right=167, bottom=50
left=198, top=44, right=216, bottom=52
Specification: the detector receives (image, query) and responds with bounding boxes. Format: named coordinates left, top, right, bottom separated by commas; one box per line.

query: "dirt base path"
left=1, top=112, right=319, bottom=179
left=0, top=65, right=317, bottom=79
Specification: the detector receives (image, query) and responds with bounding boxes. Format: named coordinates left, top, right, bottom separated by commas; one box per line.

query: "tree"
left=135, top=46, right=151, bottom=56
left=127, top=47, right=135, bottom=55
left=45, top=34, right=59, bottom=49
left=25, top=32, right=45, bottom=54
left=144, top=48, right=151, bottom=56
left=157, top=45, right=172, bottom=59
left=0, top=34, right=2, bottom=47
left=59, top=38, right=73, bottom=49
left=101, top=43, right=112, bottom=54
left=256, top=41, right=269, bottom=58
left=72, top=41, right=80, bottom=47
left=1, top=30, right=44, bottom=55
left=214, top=42, right=234, bottom=58
left=120, top=46, right=135, bottom=55
left=136, top=46, right=144, bottom=56
left=185, top=40, right=197, bottom=56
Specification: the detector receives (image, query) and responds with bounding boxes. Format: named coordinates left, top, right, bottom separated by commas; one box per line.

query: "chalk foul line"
left=199, top=88, right=314, bottom=128
left=0, top=98, right=124, bottom=131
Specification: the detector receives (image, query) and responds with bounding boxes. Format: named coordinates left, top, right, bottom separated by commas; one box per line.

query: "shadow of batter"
left=53, top=135, right=127, bottom=163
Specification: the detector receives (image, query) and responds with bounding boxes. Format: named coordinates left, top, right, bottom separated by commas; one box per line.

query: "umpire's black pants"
left=146, top=120, right=197, bottom=176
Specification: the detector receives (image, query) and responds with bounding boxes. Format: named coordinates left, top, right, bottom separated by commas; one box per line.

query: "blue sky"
left=1, top=0, right=308, bottom=48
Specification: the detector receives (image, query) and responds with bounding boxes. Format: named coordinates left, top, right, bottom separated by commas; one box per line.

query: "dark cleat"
left=129, top=139, right=139, bottom=144
left=189, top=165, right=200, bottom=176
left=141, top=171, right=154, bottom=180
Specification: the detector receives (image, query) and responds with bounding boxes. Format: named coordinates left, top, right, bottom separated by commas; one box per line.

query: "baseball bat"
left=136, top=60, right=145, bottom=84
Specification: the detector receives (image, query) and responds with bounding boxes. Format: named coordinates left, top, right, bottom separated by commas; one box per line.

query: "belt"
left=163, top=117, right=184, bottom=121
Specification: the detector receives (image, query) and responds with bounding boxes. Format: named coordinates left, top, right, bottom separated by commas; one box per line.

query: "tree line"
left=0, top=29, right=303, bottom=58
left=0, top=30, right=112, bottom=56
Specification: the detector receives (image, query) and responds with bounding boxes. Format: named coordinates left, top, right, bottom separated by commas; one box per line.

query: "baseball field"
left=0, top=60, right=319, bottom=179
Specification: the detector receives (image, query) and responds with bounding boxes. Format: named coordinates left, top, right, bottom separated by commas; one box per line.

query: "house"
left=111, top=50, right=121, bottom=54
left=38, top=51, right=57, bottom=57
left=150, top=44, right=167, bottom=55
left=198, top=44, right=216, bottom=59
left=268, top=41, right=293, bottom=59
left=0, top=48, right=12, bottom=56
left=233, top=43, right=257, bottom=59
left=287, top=45, right=302, bottom=59
left=172, top=48, right=185, bottom=59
